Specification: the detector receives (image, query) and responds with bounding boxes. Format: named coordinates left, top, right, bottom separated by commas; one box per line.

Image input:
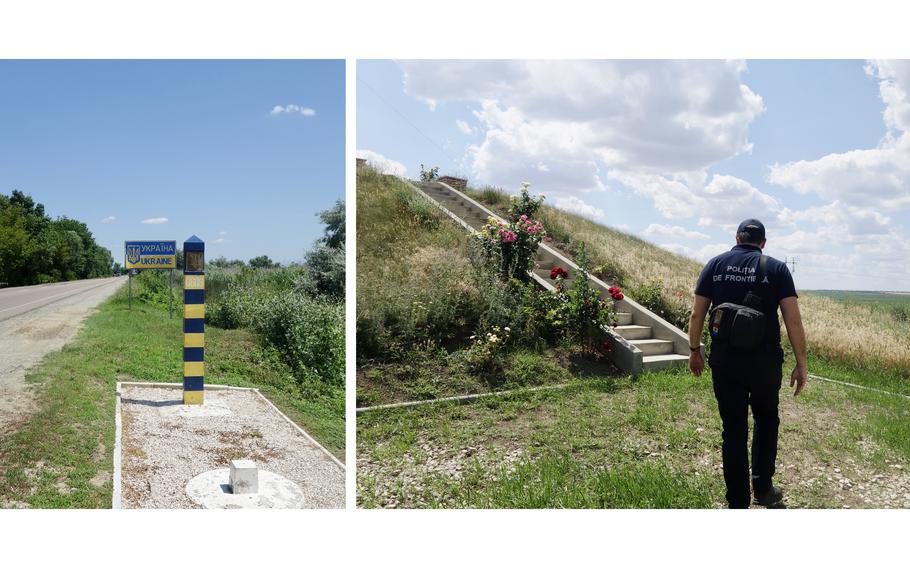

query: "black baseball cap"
left=737, top=219, right=766, bottom=241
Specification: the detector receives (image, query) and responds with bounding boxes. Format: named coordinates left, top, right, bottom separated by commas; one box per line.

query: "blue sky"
left=358, top=60, right=910, bottom=291
left=1, top=60, right=345, bottom=265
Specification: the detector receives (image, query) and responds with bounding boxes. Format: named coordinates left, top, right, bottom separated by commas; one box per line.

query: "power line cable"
left=357, top=76, right=460, bottom=167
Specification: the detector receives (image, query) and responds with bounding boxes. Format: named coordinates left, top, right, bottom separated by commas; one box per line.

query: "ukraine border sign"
left=124, top=240, right=177, bottom=269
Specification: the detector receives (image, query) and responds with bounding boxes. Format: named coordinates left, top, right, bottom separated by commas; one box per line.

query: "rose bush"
left=471, top=185, right=546, bottom=283
left=552, top=242, right=618, bottom=353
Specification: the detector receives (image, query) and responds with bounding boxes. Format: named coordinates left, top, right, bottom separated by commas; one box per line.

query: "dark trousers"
left=711, top=361, right=782, bottom=508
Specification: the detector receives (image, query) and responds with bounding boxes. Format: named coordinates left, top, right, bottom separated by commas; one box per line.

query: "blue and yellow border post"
left=183, top=235, right=205, bottom=405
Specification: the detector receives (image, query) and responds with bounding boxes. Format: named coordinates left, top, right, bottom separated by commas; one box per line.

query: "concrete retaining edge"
left=357, top=381, right=581, bottom=414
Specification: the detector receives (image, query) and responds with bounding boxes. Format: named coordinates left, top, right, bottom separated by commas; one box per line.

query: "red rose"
left=602, top=339, right=612, bottom=351
left=550, top=266, right=568, bottom=280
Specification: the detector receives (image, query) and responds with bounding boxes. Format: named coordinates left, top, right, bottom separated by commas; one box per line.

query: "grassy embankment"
left=357, top=167, right=591, bottom=408
left=0, top=273, right=343, bottom=509
left=357, top=170, right=910, bottom=508
left=469, top=186, right=910, bottom=394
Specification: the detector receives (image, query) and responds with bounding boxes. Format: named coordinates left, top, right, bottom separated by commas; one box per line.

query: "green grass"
left=460, top=455, right=716, bottom=509
left=357, top=346, right=584, bottom=407
left=357, top=169, right=910, bottom=508
left=0, top=281, right=343, bottom=509
left=358, top=362, right=910, bottom=509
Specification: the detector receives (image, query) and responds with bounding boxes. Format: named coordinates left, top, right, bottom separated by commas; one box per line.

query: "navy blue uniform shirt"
left=694, top=244, right=797, bottom=366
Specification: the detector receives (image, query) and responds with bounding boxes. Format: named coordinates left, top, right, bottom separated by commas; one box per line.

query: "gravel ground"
left=120, top=385, right=344, bottom=509
left=358, top=440, right=528, bottom=508
left=0, top=278, right=124, bottom=434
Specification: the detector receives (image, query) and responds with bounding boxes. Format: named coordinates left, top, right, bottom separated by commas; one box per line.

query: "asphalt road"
left=0, top=277, right=124, bottom=322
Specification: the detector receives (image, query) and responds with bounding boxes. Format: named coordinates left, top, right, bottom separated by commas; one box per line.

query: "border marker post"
left=183, top=235, right=205, bottom=405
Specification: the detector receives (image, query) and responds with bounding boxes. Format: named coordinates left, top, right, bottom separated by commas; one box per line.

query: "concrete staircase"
left=415, top=180, right=695, bottom=375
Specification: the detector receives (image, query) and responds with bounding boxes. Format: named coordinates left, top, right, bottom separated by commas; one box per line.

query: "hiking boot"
left=754, top=485, right=784, bottom=507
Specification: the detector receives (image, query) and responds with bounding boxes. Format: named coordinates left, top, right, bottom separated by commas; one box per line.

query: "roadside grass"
left=358, top=363, right=910, bottom=509
left=0, top=283, right=343, bottom=509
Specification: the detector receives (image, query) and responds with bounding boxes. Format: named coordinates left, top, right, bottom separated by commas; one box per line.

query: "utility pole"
left=784, top=256, right=797, bottom=274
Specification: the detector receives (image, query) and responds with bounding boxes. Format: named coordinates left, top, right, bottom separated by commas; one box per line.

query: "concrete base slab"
left=185, top=468, right=305, bottom=509
left=157, top=397, right=233, bottom=418
left=116, top=383, right=344, bottom=509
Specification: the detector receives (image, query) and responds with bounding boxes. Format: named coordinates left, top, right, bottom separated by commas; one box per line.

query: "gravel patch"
left=358, top=439, right=527, bottom=508
left=120, top=385, right=344, bottom=509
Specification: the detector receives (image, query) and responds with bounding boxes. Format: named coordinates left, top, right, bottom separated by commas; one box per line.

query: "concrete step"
left=614, top=325, right=652, bottom=340
left=614, top=312, right=632, bottom=325
left=628, top=338, right=674, bottom=356
left=642, top=353, right=689, bottom=371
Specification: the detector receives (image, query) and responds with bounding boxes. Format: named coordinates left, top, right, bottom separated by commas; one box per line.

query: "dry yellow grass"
left=798, top=293, right=910, bottom=374
left=547, top=205, right=910, bottom=376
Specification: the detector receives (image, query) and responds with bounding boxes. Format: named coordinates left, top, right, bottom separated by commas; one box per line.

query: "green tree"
left=319, top=199, right=345, bottom=249
left=1, top=190, right=114, bottom=286
left=302, top=200, right=345, bottom=298
left=249, top=255, right=276, bottom=269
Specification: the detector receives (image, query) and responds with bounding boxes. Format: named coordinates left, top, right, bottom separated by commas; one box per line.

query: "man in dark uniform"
left=688, top=219, right=808, bottom=508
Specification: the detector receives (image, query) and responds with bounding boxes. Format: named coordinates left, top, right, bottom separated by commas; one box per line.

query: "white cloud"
left=271, top=104, right=316, bottom=117
left=141, top=217, right=168, bottom=225
left=101, top=216, right=116, bottom=224
left=399, top=60, right=763, bottom=189
left=768, top=60, right=910, bottom=211
left=393, top=60, right=910, bottom=289
left=211, top=237, right=230, bottom=245
left=644, top=223, right=710, bottom=240
left=455, top=119, right=474, bottom=134
left=357, top=149, right=408, bottom=176
left=611, top=171, right=782, bottom=232
left=552, top=196, right=605, bottom=220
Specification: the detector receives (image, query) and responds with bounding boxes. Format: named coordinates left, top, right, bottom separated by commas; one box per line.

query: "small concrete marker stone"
left=230, top=459, right=259, bottom=494
left=185, top=468, right=305, bottom=509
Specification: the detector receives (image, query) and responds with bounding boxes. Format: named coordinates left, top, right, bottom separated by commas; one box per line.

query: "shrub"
left=461, top=326, right=511, bottom=378
left=205, top=267, right=303, bottom=329
left=133, top=270, right=177, bottom=308
left=419, top=164, right=439, bottom=182
left=471, top=214, right=545, bottom=283
left=554, top=243, right=618, bottom=353
left=254, top=293, right=345, bottom=390
left=508, top=182, right=545, bottom=221
left=472, top=277, right=561, bottom=350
